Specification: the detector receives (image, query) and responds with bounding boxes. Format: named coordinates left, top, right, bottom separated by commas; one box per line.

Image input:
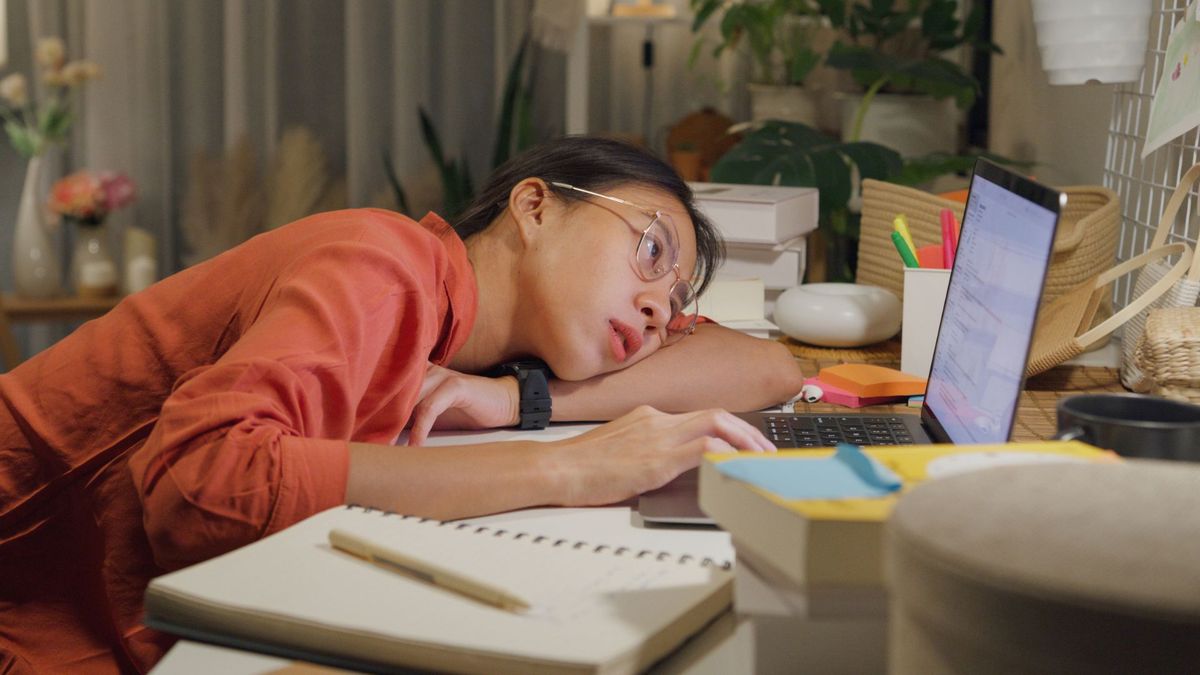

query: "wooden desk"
left=0, top=293, right=121, bottom=370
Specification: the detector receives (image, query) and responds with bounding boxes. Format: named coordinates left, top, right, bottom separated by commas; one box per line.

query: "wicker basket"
left=857, top=179, right=1121, bottom=306
left=1133, top=307, right=1200, bottom=404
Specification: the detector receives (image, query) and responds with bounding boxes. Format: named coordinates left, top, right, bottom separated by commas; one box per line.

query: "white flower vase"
left=12, top=155, right=63, bottom=298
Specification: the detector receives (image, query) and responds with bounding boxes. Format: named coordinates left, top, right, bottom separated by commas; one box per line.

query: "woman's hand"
left=545, top=405, right=776, bottom=507
left=408, top=364, right=519, bottom=446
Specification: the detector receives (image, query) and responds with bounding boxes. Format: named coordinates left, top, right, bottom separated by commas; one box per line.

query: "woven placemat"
left=790, top=353, right=1122, bottom=442
left=780, top=337, right=902, bottom=363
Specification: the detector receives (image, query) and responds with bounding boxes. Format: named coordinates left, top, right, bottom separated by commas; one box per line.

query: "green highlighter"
left=891, top=231, right=920, bottom=268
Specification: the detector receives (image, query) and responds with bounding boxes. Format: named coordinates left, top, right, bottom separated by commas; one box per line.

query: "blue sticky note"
left=714, top=444, right=902, bottom=499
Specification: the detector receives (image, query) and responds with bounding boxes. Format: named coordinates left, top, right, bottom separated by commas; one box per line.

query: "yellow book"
left=698, top=442, right=1116, bottom=590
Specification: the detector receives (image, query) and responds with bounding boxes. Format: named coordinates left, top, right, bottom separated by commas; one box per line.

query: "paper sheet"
left=1143, top=3, right=1200, bottom=158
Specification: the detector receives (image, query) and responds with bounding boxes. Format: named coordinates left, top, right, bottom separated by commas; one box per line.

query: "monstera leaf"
left=710, top=120, right=903, bottom=222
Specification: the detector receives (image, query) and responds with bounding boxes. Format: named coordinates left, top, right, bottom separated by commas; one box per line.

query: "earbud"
left=800, top=384, right=823, bottom=403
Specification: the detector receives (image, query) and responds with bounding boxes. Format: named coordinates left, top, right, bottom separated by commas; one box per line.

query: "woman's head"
left=454, top=137, right=725, bottom=381
left=455, top=136, right=723, bottom=296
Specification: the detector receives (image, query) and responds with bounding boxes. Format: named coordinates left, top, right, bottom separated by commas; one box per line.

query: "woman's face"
left=518, top=182, right=698, bottom=381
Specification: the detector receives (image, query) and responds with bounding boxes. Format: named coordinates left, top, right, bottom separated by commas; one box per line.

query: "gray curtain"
left=0, top=0, right=537, bottom=355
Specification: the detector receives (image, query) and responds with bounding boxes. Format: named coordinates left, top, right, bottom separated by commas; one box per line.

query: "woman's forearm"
left=549, top=323, right=806, bottom=421
left=347, top=440, right=565, bottom=520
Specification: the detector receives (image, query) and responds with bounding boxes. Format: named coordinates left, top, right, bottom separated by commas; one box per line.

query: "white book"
left=145, top=506, right=733, bottom=675
left=690, top=183, right=819, bottom=246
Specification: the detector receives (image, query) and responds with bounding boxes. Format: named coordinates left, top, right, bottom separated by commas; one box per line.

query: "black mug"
left=1055, top=393, right=1200, bottom=462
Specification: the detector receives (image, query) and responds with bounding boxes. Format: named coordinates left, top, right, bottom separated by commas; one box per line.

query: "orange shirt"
left=0, top=209, right=476, bottom=673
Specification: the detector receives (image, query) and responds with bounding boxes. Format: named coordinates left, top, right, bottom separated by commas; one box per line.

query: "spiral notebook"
left=144, top=505, right=733, bottom=675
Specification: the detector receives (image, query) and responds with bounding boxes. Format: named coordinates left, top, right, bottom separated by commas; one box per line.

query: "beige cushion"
left=886, top=460, right=1200, bottom=675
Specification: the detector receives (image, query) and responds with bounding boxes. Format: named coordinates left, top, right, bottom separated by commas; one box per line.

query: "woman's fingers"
left=678, top=408, right=776, bottom=453
left=407, top=381, right=457, bottom=446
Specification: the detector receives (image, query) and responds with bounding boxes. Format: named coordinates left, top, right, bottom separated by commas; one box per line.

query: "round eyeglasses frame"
left=548, top=181, right=698, bottom=344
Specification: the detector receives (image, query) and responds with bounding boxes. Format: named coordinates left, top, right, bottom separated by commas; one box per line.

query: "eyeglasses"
left=549, top=182, right=698, bottom=345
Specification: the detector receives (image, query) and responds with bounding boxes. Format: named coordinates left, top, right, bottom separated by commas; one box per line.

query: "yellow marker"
left=892, top=214, right=917, bottom=255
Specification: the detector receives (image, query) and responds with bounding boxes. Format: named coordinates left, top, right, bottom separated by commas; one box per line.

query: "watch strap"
left=488, top=360, right=552, bottom=430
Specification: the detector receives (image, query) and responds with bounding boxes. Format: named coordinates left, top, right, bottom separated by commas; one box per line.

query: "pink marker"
left=940, top=208, right=958, bottom=269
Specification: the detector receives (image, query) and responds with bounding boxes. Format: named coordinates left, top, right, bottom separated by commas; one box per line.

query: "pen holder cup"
left=901, top=268, right=951, bottom=378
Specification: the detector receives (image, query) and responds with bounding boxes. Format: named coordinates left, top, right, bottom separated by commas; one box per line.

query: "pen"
left=892, top=214, right=917, bottom=256
left=329, top=528, right=531, bottom=613
left=891, top=231, right=920, bottom=268
left=939, top=209, right=957, bottom=269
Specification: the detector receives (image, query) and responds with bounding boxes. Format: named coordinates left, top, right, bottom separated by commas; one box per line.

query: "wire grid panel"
left=1105, top=0, right=1200, bottom=308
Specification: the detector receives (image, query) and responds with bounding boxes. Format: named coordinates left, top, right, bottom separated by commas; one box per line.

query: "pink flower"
left=98, top=172, right=136, bottom=212
left=48, top=170, right=136, bottom=223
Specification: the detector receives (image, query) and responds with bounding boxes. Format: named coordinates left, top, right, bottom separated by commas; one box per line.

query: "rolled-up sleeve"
left=128, top=241, right=436, bottom=570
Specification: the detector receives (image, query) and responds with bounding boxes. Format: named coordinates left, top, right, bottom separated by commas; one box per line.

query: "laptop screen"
left=922, top=168, right=1061, bottom=444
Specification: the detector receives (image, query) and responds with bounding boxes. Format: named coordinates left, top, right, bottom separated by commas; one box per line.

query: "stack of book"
left=699, top=441, right=1116, bottom=674
left=690, top=182, right=818, bottom=318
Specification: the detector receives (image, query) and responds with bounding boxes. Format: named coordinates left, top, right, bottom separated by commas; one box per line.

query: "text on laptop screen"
left=924, top=175, right=1058, bottom=444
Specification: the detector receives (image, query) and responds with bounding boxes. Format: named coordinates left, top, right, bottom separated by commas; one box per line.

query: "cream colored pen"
left=328, top=528, right=531, bottom=613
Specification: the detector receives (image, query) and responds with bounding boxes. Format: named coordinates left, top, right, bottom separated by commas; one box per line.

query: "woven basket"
left=1120, top=163, right=1200, bottom=391
left=1133, top=307, right=1200, bottom=404
left=857, top=179, right=1121, bottom=305
left=1026, top=243, right=1191, bottom=376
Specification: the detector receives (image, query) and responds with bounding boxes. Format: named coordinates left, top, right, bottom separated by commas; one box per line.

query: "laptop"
left=639, top=159, right=1066, bottom=524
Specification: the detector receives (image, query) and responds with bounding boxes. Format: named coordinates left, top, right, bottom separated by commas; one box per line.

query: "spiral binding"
left=345, top=504, right=731, bottom=570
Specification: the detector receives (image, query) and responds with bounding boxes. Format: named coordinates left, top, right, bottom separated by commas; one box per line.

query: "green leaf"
left=894, top=150, right=1035, bottom=187
left=5, top=122, right=36, bottom=158
left=808, top=148, right=851, bottom=218
left=38, top=103, right=72, bottom=142
left=491, top=32, right=530, bottom=170
left=894, top=56, right=979, bottom=107
left=418, top=106, right=448, bottom=170
left=690, top=0, right=722, bottom=32
left=381, top=148, right=411, bottom=216
left=838, top=141, right=903, bottom=181
left=788, top=48, right=821, bottom=85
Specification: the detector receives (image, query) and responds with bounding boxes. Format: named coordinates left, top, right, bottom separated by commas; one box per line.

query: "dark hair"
left=453, top=136, right=725, bottom=296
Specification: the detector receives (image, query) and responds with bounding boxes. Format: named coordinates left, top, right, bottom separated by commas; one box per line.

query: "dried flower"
left=0, top=74, right=28, bottom=107
left=49, top=171, right=137, bottom=225
left=0, top=36, right=98, bottom=158
left=79, top=61, right=102, bottom=80
left=35, top=37, right=66, bottom=72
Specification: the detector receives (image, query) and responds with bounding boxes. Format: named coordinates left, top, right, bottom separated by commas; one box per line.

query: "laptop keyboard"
left=762, top=415, right=916, bottom=447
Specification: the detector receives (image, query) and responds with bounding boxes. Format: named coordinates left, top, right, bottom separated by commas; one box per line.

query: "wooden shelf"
left=0, top=293, right=122, bottom=369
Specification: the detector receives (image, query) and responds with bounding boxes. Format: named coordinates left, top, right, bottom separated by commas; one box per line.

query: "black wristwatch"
left=488, top=360, right=552, bottom=430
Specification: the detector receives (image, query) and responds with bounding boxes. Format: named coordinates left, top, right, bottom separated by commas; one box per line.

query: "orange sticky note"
left=916, top=244, right=945, bottom=269
left=817, top=364, right=928, bottom=398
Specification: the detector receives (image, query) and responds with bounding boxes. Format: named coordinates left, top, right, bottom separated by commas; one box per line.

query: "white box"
left=900, top=268, right=951, bottom=378
left=720, top=240, right=807, bottom=290
left=690, top=182, right=819, bottom=245
left=700, top=278, right=766, bottom=323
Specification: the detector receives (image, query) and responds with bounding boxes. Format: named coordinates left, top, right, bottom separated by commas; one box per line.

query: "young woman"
left=0, top=136, right=803, bottom=672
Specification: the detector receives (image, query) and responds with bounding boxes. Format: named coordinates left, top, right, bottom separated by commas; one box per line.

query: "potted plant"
left=710, top=118, right=1016, bottom=281
left=818, top=0, right=999, bottom=156
left=690, top=0, right=827, bottom=125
